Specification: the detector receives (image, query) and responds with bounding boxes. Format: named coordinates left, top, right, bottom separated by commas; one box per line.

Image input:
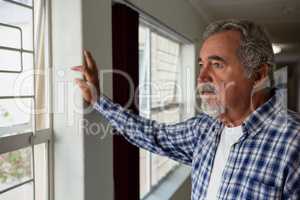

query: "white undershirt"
left=206, top=125, right=243, bottom=200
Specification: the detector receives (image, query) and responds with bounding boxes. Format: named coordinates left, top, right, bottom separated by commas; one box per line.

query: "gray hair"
left=202, top=19, right=274, bottom=84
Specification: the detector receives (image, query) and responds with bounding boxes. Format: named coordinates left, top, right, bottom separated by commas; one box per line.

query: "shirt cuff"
left=92, top=94, right=114, bottom=115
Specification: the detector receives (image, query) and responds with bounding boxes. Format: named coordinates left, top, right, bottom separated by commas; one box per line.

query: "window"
left=0, top=0, right=52, bottom=200
left=139, top=24, right=187, bottom=198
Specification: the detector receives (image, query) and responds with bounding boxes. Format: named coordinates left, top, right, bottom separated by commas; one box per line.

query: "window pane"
left=139, top=26, right=151, bottom=117
left=12, top=0, right=33, bottom=6
left=1, top=182, right=33, bottom=200
left=0, top=49, right=22, bottom=72
left=139, top=25, right=147, bottom=45
left=0, top=0, right=33, bottom=50
left=151, top=106, right=181, bottom=124
left=140, top=149, right=150, bottom=198
left=151, top=107, right=180, bottom=186
left=0, top=52, right=34, bottom=97
left=0, top=24, right=21, bottom=49
left=0, top=98, right=33, bottom=136
left=151, top=32, right=180, bottom=108
left=139, top=25, right=181, bottom=196
left=0, top=147, right=32, bottom=192
left=151, top=154, right=178, bottom=186
left=139, top=26, right=151, bottom=199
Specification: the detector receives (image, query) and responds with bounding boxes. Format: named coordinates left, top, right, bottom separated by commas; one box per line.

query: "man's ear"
left=251, top=64, right=271, bottom=94
left=252, top=64, right=269, bottom=84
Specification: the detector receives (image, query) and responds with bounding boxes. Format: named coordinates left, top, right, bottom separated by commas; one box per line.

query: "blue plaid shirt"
left=94, top=90, right=300, bottom=200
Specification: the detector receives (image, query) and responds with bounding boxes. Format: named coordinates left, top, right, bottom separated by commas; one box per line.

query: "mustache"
left=198, top=82, right=218, bottom=95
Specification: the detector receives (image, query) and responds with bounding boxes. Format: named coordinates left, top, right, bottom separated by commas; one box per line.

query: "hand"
left=71, top=50, right=100, bottom=104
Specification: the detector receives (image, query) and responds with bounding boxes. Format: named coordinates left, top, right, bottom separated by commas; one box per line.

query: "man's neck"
left=219, top=89, right=272, bottom=127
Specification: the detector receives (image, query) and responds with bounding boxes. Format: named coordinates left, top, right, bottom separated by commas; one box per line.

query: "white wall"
left=51, top=0, right=84, bottom=200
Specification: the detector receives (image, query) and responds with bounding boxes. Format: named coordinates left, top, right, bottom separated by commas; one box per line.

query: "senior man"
left=72, top=19, right=300, bottom=200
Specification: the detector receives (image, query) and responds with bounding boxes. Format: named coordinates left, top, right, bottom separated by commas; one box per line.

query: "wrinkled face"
left=197, top=30, right=254, bottom=118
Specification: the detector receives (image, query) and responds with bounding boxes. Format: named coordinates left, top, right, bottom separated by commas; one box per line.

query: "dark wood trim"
left=112, top=3, right=140, bottom=200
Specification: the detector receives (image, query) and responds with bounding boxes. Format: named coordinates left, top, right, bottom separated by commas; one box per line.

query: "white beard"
left=198, top=82, right=226, bottom=118
left=200, top=95, right=225, bottom=118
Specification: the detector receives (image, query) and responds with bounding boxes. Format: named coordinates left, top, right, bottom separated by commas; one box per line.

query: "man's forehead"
left=199, top=31, right=241, bottom=61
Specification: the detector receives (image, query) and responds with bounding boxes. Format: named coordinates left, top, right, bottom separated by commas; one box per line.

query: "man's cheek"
left=220, top=81, right=237, bottom=104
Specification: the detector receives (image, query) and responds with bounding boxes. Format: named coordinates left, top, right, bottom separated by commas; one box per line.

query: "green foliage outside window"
left=0, top=105, right=31, bottom=185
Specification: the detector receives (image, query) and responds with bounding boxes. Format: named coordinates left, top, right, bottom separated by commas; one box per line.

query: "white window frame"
left=0, top=0, right=53, bottom=200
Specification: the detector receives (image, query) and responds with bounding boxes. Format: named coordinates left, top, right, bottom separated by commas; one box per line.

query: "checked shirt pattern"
left=94, top=90, right=300, bottom=200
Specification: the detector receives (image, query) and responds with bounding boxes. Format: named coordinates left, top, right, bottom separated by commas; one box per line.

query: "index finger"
left=84, top=50, right=97, bottom=71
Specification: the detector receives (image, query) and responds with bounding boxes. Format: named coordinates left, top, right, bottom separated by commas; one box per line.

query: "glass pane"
left=0, top=24, right=21, bottom=49
left=0, top=0, right=33, bottom=50
left=23, top=52, right=34, bottom=68
left=1, top=182, right=33, bottom=200
left=150, top=32, right=181, bottom=186
left=140, top=149, right=150, bottom=198
left=0, top=49, right=22, bottom=72
left=139, top=26, right=151, bottom=118
left=34, top=143, right=48, bottom=200
left=151, top=154, right=178, bottom=186
left=139, top=25, right=147, bottom=46
left=151, top=32, right=180, bottom=108
left=0, top=52, right=34, bottom=97
left=12, top=0, right=33, bottom=6
left=151, top=106, right=181, bottom=124
left=0, top=147, right=32, bottom=192
left=0, top=98, right=33, bottom=136
left=139, top=26, right=151, bottom=198
left=140, top=26, right=183, bottom=193
left=151, top=107, right=180, bottom=186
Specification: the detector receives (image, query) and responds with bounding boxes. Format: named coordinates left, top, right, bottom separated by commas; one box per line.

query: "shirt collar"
left=242, top=88, right=283, bottom=137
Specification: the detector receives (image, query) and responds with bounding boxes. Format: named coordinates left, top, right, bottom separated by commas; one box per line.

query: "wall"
left=51, top=0, right=84, bottom=200
left=276, top=54, right=300, bottom=112
left=287, top=61, right=300, bottom=112
left=81, top=0, right=114, bottom=200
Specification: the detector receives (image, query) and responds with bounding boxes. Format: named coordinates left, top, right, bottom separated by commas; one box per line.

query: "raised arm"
left=94, top=94, right=211, bottom=165
left=72, top=50, right=211, bottom=165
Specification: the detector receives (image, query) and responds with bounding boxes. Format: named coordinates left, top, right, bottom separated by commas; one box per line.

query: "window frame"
left=0, top=0, right=53, bottom=200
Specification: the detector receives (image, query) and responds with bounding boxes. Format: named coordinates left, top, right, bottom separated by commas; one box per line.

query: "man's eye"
left=212, top=62, right=223, bottom=68
left=198, top=63, right=203, bottom=68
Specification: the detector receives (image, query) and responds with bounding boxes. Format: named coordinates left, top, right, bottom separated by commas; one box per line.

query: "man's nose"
left=197, top=65, right=212, bottom=83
